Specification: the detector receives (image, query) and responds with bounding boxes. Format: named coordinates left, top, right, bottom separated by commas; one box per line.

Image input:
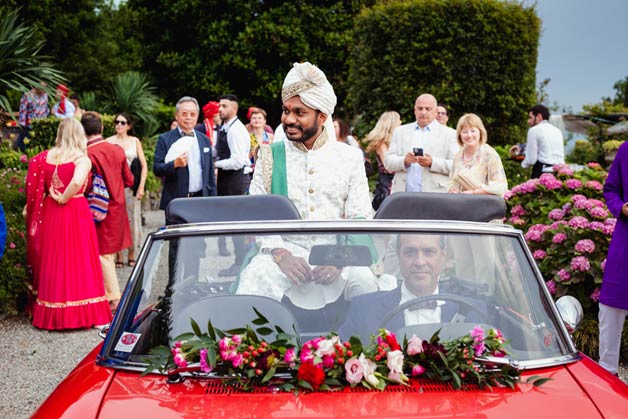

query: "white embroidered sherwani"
left=237, top=129, right=376, bottom=308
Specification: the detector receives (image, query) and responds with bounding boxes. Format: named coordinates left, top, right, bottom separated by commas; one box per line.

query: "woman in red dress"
left=26, top=118, right=112, bottom=329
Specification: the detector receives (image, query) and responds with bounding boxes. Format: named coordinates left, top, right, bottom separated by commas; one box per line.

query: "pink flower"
left=546, top=280, right=557, bottom=295
left=539, top=173, right=562, bottom=189
left=508, top=216, right=525, bottom=226
left=575, top=239, right=595, bottom=254
left=322, top=355, right=335, bottom=369
left=557, top=269, right=571, bottom=282
left=568, top=216, right=589, bottom=229
left=590, top=288, right=601, bottom=302
left=315, top=336, right=339, bottom=357
left=565, top=179, right=582, bottom=189
left=231, top=353, right=244, bottom=368
left=552, top=233, right=567, bottom=244
left=585, top=180, right=603, bottom=190
left=570, top=256, right=591, bottom=272
left=20, top=154, right=28, bottom=163
left=470, top=326, right=486, bottom=356
left=411, top=364, right=426, bottom=376
left=589, top=221, right=604, bottom=231
left=550, top=220, right=568, bottom=229
left=589, top=207, right=609, bottom=219
left=571, top=194, right=587, bottom=202
left=587, top=162, right=601, bottom=169
left=588, top=199, right=605, bottom=208
left=406, top=335, right=424, bottom=355
left=345, top=357, right=364, bottom=384
left=533, top=249, right=547, bottom=259
left=284, top=348, right=297, bottom=364
left=511, top=204, right=527, bottom=217
left=503, top=190, right=514, bottom=200
left=557, top=165, right=574, bottom=176
left=9, top=242, right=15, bottom=249
left=548, top=209, right=565, bottom=220
left=231, top=334, right=242, bottom=345
left=199, top=348, right=212, bottom=373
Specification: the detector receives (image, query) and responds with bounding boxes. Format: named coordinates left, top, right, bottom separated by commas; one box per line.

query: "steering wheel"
left=378, top=293, right=491, bottom=329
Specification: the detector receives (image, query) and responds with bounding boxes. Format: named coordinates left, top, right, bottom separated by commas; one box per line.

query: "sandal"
left=128, top=259, right=136, bottom=267
left=115, top=261, right=124, bottom=269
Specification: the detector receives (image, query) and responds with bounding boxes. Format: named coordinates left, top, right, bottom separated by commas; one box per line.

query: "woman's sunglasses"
left=114, top=120, right=127, bottom=125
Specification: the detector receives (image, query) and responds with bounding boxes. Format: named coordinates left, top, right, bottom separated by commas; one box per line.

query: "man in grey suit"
left=384, top=94, right=458, bottom=193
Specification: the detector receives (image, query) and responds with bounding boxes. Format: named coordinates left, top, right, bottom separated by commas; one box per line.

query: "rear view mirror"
left=308, top=245, right=372, bottom=267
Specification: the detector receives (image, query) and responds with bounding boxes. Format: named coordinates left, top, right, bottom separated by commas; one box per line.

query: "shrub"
left=0, top=153, right=29, bottom=315
left=505, top=164, right=611, bottom=310
left=348, top=0, right=539, bottom=146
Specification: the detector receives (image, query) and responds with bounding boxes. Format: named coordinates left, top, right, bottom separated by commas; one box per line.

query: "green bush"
left=0, top=154, right=29, bottom=315
left=568, top=139, right=602, bottom=166
left=29, top=115, right=117, bottom=150
left=348, top=0, right=539, bottom=146
left=494, top=145, right=528, bottom=187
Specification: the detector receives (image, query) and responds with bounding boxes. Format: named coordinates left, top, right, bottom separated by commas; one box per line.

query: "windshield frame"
left=97, top=219, right=579, bottom=371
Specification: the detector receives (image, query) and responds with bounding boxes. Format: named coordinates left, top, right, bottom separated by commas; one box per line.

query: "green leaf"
left=252, top=306, right=269, bottom=325
left=297, top=379, right=313, bottom=391
left=207, top=319, right=216, bottom=341
left=262, top=367, right=276, bottom=383
left=191, top=318, right=202, bottom=337
left=256, top=327, right=273, bottom=336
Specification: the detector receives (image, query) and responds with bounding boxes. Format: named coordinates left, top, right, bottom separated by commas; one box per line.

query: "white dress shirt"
left=400, top=282, right=443, bottom=325
left=521, top=120, right=565, bottom=171
left=214, top=117, right=251, bottom=171
left=177, top=129, right=203, bottom=193
left=405, top=121, right=439, bottom=192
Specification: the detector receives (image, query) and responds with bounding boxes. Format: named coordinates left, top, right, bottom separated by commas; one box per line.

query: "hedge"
left=348, top=0, right=540, bottom=146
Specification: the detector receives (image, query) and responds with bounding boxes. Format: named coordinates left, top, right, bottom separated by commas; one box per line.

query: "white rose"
left=386, top=350, right=404, bottom=374
left=315, top=336, right=339, bottom=358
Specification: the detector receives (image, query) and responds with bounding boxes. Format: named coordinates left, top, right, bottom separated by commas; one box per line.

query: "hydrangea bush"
left=504, top=163, right=612, bottom=311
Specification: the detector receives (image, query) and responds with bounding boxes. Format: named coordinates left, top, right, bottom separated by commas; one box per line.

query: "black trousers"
left=217, top=168, right=247, bottom=264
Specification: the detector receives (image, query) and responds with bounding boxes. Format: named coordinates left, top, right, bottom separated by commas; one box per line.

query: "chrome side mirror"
left=556, top=296, right=583, bottom=333
left=98, top=324, right=110, bottom=339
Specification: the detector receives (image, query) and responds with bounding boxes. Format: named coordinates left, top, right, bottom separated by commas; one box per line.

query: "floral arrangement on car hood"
left=144, top=310, right=549, bottom=392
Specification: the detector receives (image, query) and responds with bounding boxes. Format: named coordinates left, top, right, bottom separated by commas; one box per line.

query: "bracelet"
left=272, top=249, right=290, bottom=265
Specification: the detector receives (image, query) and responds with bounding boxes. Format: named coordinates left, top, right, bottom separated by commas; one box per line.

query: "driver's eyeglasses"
left=114, top=120, right=127, bottom=125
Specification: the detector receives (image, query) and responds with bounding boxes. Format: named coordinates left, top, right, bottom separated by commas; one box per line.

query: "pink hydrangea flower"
left=587, top=162, right=601, bottom=169
left=539, top=173, right=562, bottom=189
left=574, top=199, right=589, bottom=209
left=588, top=199, right=605, bottom=208
left=511, top=204, right=527, bottom=217
left=603, top=224, right=615, bottom=236
left=589, top=221, right=604, bottom=231
left=589, top=207, right=609, bottom=219
left=503, top=190, right=514, bottom=200
left=568, top=216, right=589, bottom=229
left=520, top=180, right=539, bottom=194
left=550, top=220, right=568, bottom=229
left=574, top=239, right=595, bottom=254
left=548, top=209, right=565, bottom=220
left=546, top=280, right=557, bottom=295
left=557, top=165, right=574, bottom=176
left=557, top=269, right=571, bottom=282
left=590, top=288, right=601, bottom=302
left=508, top=216, right=525, bottom=226
left=570, top=256, right=591, bottom=272
left=571, top=194, right=587, bottom=202
left=565, top=179, right=582, bottom=190
left=585, top=180, right=603, bottom=190
left=533, top=249, right=547, bottom=259
left=525, top=224, right=549, bottom=242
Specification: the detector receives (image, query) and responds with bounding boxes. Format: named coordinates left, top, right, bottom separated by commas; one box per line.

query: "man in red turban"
left=195, top=101, right=220, bottom=145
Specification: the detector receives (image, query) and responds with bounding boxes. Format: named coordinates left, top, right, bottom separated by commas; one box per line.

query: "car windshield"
left=102, top=223, right=573, bottom=369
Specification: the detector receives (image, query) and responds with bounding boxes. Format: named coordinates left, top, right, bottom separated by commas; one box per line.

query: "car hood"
left=96, top=363, right=625, bottom=419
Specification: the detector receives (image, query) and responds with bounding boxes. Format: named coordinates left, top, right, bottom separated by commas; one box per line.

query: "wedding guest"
left=17, top=84, right=49, bottom=152
left=248, top=107, right=274, bottom=172
left=436, top=103, right=449, bottom=126
left=25, top=118, right=111, bottom=329
left=447, top=113, right=507, bottom=197
left=365, top=111, right=401, bottom=210
left=69, top=93, right=85, bottom=119
left=51, top=84, right=76, bottom=119
left=195, top=101, right=220, bottom=145
left=333, top=118, right=361, bottom=148
left=106, top=113, right=148, bottom=268
left=598, top=141, right=628, bottom=376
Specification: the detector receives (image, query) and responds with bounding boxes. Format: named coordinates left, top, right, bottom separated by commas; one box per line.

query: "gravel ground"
left=1, top=209, right=627, bottom=419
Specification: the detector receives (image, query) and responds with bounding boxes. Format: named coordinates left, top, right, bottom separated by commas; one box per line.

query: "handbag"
left=130, top=157, right=141, bottom=195
left=87, top=173, right=109, bottom=222
left=453, top=172, right=481, bottom=192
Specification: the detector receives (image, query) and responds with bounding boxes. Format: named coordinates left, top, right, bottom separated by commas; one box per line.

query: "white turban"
left=281, top=62, right=337, bottom=140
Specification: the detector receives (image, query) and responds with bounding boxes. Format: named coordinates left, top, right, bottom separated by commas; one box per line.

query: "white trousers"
left=598, top=303, right=628, bottom=375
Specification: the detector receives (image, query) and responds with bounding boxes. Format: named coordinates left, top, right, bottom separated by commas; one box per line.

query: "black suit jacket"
left=338, top=286, right=483, bottom=343
left=153, top=128, right=216, bottom=210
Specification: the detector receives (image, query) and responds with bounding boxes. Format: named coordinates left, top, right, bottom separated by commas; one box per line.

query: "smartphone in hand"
left=413, top=147, right=424, bottom=156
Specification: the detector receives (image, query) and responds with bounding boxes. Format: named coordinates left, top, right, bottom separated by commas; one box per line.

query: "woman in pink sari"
left=25, top=118, right=111, bottom=329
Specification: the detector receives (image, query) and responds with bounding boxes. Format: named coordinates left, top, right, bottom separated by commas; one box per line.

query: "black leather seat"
left=165, top=195, right=301, bottom=225
left=374, top=192, right=506, bottom=222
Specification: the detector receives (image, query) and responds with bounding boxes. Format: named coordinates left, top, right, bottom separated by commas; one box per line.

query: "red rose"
left=385, top=334, right=401, bottom=351
left=297, top=363, right=325, bottom=390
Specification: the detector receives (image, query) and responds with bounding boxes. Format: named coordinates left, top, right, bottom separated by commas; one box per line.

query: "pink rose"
left=345, top=357, right=364, bottom=384
left=406, top=335, right=424, bottom=355
left=284, top=348, right=297, bottom=364
left=411, top=364, right=426, bottom=376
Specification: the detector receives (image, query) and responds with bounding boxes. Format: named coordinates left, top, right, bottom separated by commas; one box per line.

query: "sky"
left=528, top=0, right=628, bottom=112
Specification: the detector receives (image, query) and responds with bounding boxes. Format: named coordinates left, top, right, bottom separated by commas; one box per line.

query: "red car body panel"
left=94, top=365, right=605, bottom=419
left=31, top=344, right=114, bottom=419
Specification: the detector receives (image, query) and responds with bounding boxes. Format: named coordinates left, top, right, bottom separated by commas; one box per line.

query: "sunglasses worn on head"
left=115, top=120, right=127, bottom=125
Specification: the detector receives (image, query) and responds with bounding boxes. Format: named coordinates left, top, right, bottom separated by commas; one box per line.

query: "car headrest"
left=166, top=195, right=301, bottom=225
left=374, top=192, right=506, bottom=222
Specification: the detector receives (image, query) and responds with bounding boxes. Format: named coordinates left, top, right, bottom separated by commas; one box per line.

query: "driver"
left=339, top=234, right=483, bottom=342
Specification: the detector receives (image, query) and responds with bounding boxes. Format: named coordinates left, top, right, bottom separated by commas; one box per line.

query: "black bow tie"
left=409, top=300, right=438, bottom=310
left=181, top=131, right=194, bottom=137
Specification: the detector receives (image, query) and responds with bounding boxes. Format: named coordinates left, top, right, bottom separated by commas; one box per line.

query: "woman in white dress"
left=105, top=113, right=147, bottom=267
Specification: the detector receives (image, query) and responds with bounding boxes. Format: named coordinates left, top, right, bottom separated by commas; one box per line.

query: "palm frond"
left=109, top=71, right=159, bottom=131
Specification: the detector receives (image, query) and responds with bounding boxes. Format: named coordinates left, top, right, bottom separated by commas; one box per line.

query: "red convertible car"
left=32, top=194, right=628, bottom=418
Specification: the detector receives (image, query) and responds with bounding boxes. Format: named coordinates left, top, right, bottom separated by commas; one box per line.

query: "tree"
left=0, top=7, right=65, bottom=115
left=348, top=0, right=540, bottom=146
left=611, top=76, right=628, bottom=107
left=126, top=0, right=374, bottom=124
